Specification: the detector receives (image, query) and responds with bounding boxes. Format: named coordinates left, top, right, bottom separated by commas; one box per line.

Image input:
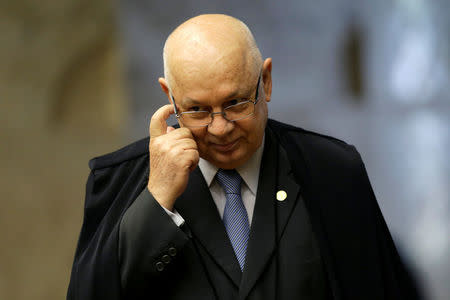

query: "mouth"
left=210, top=139, right=240, bottom=152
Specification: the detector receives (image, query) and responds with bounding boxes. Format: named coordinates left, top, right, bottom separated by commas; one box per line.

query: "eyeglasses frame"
left=170, top=72, right=262, bottom=128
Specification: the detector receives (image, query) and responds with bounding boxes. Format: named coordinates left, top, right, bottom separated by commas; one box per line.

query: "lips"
left=210, top=139, right=239, bottom=152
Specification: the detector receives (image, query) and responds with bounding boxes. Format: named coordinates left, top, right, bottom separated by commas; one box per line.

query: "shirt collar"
left=198, top=135, right=265, bottom=195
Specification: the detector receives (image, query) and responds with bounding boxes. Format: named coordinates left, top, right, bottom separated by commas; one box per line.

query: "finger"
left=166, top=126, right=175, bottom=133
left=181, top=149, right=199, bottom=172
left=150, top=104, right=175, bottom=138
left=166, top=127, right=194, bottom=139
left=189, top=151, right=200, bottom=172
left=173, top=138, right=198, bottom=150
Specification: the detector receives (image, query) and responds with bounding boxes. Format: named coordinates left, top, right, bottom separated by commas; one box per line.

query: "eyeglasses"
left=170, top=74, right=261, bottom=128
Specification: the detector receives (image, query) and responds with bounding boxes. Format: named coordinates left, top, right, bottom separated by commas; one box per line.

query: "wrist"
left=147, top=186, right=175, bottom=211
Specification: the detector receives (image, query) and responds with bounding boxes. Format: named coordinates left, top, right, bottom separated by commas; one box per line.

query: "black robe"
left=67, top=119, right=420, bottom=299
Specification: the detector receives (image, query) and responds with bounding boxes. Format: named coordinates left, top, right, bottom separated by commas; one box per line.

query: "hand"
left=147, top=104, right=199, bottom=211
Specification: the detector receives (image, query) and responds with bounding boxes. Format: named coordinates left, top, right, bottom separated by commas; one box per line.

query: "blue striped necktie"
left=216, top=169, right=250, bottom=271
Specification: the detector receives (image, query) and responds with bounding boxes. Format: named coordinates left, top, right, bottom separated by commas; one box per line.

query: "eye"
left=189, top=106, right=201, bottom=111
left=227, top=99, right=239, bottom=106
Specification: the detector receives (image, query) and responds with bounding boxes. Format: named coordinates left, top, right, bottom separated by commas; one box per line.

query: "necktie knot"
left=216, top=169, right=242, bottom=195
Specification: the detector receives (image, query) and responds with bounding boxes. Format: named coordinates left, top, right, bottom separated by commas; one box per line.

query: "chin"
left=205, top=148, right=250, bottom=169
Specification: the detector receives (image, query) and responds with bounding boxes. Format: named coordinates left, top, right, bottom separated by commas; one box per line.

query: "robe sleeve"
left=67, top=169, right=125, bottom=300
left=360, top=160, right=423, bottom=300
left=67, top=157, right=191, bottom=300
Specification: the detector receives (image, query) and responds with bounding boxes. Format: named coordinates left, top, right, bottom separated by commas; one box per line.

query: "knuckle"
left=179, top=127, right=192, bottom=136
left=182, top=139, right=196, bottom=149
left=188, top=150, right=199, bottom=161
left=170, top=147, right=183, bottom=157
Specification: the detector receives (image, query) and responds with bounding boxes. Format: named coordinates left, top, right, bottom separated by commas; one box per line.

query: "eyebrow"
left=181, top=90, right=249, bottom=106
left=182, top=98, right=203, bottom=106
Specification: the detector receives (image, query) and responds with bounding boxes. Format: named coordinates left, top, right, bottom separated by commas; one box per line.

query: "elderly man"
left=67, top=14, right=419, bottom=300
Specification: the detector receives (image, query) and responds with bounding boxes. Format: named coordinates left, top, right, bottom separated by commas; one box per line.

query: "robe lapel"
left=238, top=128, right=301, bottom=299
left=274, top=142, right=302, bottom=242
left=175, top=168, right=242, bottom=287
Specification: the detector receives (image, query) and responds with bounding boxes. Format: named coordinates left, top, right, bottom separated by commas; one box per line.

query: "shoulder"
left=268, top=118, right=354, bottom=151
left=82, top=137, right=150, bottom=219
left=267, top=118, right=362, bottom=171
left=88, top=137, right=150, bottom=171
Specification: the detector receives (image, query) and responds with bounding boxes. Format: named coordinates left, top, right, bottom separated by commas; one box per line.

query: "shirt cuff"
left=162, top=206, right=185, bottom=227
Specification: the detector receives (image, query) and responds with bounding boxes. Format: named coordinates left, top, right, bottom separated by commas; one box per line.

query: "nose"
left=207, top=113, right=234, bottom=136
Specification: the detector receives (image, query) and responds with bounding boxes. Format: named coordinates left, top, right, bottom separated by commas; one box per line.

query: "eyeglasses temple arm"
left=254, top=72, right=262, bottom=104
left=170, top=95, right=180, bottom=117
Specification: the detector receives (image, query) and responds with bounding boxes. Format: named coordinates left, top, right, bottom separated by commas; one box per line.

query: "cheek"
left=190, top=129, right=207, bottom=150
left=242, top=115, right=265, bottom=141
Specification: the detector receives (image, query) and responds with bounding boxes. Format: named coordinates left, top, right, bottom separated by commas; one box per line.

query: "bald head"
left=162, top=14, right=263, bottom=92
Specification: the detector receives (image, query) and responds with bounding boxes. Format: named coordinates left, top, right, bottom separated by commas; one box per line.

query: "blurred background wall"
left=0, top=0, right=128, bottom=299
left=1, top=0, right=448, bottom=299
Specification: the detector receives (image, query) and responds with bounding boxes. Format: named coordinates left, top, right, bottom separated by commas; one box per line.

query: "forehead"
left=172, top=65, right=256, bottom=105
left=171, top=42, right=256, bottom=88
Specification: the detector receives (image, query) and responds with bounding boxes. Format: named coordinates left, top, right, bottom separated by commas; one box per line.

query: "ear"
left=262, top=58, right=272, bottom=103
left=158, top=77, right=173, bottom=104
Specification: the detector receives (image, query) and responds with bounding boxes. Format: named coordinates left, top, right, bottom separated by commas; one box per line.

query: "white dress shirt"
left=163, top=136, right=265, bottom=227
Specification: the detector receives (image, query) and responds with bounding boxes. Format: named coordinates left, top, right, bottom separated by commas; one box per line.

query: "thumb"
left=150, top=104, right=174, bottom=138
